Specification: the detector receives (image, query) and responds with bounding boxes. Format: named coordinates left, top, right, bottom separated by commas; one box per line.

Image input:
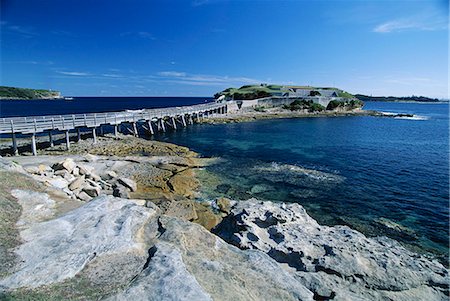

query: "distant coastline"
left=0, top=86, right=62, bottom=100
left=355, top=94, right=445, bottom=103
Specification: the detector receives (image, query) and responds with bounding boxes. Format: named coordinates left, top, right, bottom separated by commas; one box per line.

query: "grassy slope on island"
left=215, top=84, right=356, bottom=100
left=0, top=86, right=61, bottom=100
left=355, top=94, right=441, bottom=102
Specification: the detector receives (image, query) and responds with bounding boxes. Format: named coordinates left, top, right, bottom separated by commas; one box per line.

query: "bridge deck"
left=1, top=102, right=225, bottom=135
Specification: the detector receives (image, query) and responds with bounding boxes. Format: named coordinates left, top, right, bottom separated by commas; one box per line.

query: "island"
left=0, top=86, right=62, bottom=100
left=214, top=84, right=364, bottom=112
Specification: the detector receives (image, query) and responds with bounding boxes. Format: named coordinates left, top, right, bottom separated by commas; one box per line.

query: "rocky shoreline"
left=197, top=107, right=382, bottom=124
left=0, top=134, right=448, bottom=300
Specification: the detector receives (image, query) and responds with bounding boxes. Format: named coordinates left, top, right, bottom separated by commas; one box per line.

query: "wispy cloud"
left=1, top=21, right=37, bottom=37
left=3, top=60, right=54, bottom=65
left=373, top=11, right=447, bottom=33
left=120, top=31, right=156, bottom=40
left=158, top=71, right=187, bottom=77
left=157, top=71, right=262, bottom=86
left=56, top=71, right=91, bottom=76
left=101, top=73, right=124, bottom=78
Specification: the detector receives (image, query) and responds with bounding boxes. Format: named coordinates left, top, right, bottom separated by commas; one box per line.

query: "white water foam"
left=394, top=115, right=429, bottom=121
left=254, top=162, right=345, bottom=183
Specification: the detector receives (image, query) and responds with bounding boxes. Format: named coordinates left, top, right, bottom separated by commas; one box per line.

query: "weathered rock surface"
left=214, top=199, right=449, bottom=300
left=167, top=169, right=198, bottom=198
left=110, top=216, right=314, bottom=301
left=11, top=189, right=56, bottom=228
left=1, top=191, right=314, bottom=300
left=0, top=195, right=160, bottom=290
left=118, top=177, right=137, bottom=192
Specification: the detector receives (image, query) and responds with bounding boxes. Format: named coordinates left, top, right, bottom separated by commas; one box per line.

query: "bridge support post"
left=48, top=131, right=54, bottom=147
left=99, top=125, right=104, bottom=136
left=188, top=114, right=194, bottom=125
left=77, top=128, right=81, bottom=142
left=171, top=117, right=177, bottom=130
left=181, top=115, right=187, bottom=127
left=114, top=124, right=118, bottom=137
left=92, top=127, right=97, bottom=144
left=160, top=119, right=166, bottom=132
left=65, top=130, right=70, bottom=150
left=12, top=133, right=18, bottom=156
left=132, top=122, right=138, bottom=137
left=147, top=121, right=154, bottom=135
left=31, top=133, right=37, bottom=156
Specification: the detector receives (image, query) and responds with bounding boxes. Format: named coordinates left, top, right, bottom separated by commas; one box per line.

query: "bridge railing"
left=0, top=102, right=224, bottom=134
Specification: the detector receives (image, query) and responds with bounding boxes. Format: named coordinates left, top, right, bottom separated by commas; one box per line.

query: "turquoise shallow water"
left=156, top=102, right=449, bottom=262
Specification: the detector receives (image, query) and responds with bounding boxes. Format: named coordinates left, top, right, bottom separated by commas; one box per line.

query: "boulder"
left=100, top=170, right=118, bottom=181
left=63, top=173, right=75, bottom=183
left=86, top=179, right=101, bottom=189
left=38, top=164, right=52, bottom=173
left=118, top=178, right=137, bottom=192
left=54, top=170, right=69, bottom=177
left=68, top=176, right=86, bottom=191
left=72, top=167, right=80, bottom=176
left=76, top=191, right=91, bottom=202
left=52, top=158, right=76, bottom=173
left=78, top=164, right=94, bottom=176
left=46, top=178, right=69, bottom=190
left=113, top=185, right=130, bottom=199
left=82, top=185, right=100, bottom=198
left=62, top=188, right=74, bottom=196
left=87, top=173, right=101, bottom=182
left=24, top=166, right=40, bottom=175
left=214, top=199, right=449, bottom=300
left=214, top=197, right=232, bottom=214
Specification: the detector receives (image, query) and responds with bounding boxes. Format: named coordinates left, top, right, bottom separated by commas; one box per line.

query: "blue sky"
left=1, top=0, right=448, bottom=97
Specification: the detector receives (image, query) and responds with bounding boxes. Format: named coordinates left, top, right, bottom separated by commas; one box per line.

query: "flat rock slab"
left=11, top=189, right=56, bottom=228
left=214, top=199, right=449, bottom=301
left=110, top=216, right=314, bottom=301
left=0, top=196, right=159, bottom=290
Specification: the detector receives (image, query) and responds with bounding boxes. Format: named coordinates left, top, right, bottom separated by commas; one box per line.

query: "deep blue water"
left=0, top=97, right=213, bottom=118
left=156, top=101, right=449, bottom=261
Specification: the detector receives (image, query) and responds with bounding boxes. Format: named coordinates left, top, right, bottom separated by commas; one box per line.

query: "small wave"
left=380, top=111, right=429, bottom=121
left=394, top=115, right=429, bottom=121
left=254, top=162, right=345, bottom=183
left=379, top=111, right=397, bottom=116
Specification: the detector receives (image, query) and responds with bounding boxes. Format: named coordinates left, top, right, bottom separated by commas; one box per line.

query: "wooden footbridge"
left=0, top=102, right=228, bottom=156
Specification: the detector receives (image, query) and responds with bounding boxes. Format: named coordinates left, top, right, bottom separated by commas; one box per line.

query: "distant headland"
left=354, top=94, right=445, bottom=103
left=0, top=86, right=62, bottom=100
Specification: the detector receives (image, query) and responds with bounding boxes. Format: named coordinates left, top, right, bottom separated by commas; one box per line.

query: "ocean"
left=156, top=101, right=449, bottom=262
left=0, top=96, right=213, bottom=118
left=1, top=98, right=448, bottom=262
